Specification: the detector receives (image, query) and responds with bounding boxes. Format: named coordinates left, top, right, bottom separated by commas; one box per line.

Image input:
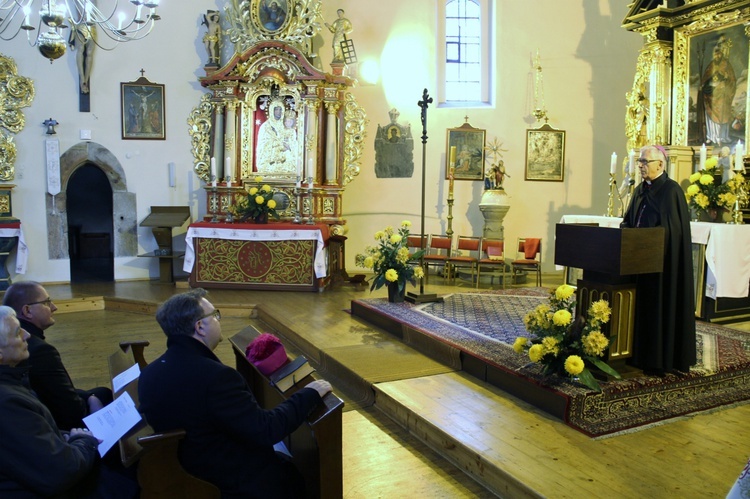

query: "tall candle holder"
left=209, top=185, right=219, bottom=223
left=606, top=173, right=617, bottom=217
left=729, top=184, right=747, bottom=225
left=306, top=176, right=315, bottom=225
left=446, top=163, right=455, bottom=238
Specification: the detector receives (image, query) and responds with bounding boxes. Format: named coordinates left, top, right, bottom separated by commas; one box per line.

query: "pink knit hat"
left=245, top=333, right=288, bottom=376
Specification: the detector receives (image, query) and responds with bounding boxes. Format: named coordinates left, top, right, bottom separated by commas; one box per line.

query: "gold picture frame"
left=673, top=10, right=750, bottom=147
left=121, top=77, right=165, bottom=140
left=445, top=122, right=486, bottom=181
left=525, top=124, right=565, bottom=182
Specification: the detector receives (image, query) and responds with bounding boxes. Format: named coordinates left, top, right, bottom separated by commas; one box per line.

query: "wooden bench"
left=108, top=341, right=220, bottom=499
left=229, top=326, right=345, bottom=499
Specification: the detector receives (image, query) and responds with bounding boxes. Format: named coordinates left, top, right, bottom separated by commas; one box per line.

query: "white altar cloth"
left=0, top=225, right=27, bottom=274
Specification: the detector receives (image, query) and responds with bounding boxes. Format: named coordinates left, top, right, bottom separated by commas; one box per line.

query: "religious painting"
left=525, top=124, right=565, bottom=182
left=253, top=94, right=301, bottom=178
left=256, top=0, right=291, bottom=33
left=374, top=109, right=414, bottom=178
left=686, top=22, right=749, bottom=148
left=121, top=77, right=165, bottom=140
left=446, top=123, right=486, bottom=181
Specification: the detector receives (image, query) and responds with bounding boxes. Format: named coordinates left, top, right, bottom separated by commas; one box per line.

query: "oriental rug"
left=351, top=289, right=750, bottom=437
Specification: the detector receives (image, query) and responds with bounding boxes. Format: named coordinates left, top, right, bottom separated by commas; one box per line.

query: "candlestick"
left=735, top=141, right=744, bottom=171
left=449, top=146, right=456, bottom=166
left=610, top=152, right=617, bottom=175
left=225, top=157, right=232, bottom=184
left=700, top=143, right=707, bottom=171
left=448, top=166, right=455, bottom=197
left=210, top=157, right=217, bottom=187
left=628, top=150, right=635, bottom=176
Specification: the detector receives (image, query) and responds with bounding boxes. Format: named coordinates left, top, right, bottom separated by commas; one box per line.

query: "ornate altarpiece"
left=188, top=0, right=366, bottom=231
left=622, top=0, right=750, bottom=186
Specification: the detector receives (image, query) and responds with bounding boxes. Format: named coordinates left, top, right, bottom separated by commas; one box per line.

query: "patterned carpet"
left=352, top=289, right=750, bottom=437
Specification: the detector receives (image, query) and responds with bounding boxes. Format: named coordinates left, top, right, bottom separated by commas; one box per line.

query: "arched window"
left=439, top=0, right=492, bottom=106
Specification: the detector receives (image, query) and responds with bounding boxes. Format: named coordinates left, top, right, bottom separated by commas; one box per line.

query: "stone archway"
left=46, top=142, right=137, bottom=261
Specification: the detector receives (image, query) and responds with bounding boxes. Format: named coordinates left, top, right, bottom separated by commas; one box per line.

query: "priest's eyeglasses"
left=637, top=159, right=660, bottom=166
left=26, top=297, right=53, bottom=308
left=197, top=309, right=221, bottom=322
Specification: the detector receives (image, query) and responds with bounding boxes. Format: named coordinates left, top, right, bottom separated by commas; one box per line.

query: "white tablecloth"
left=0, top=226, right=27, bottom=274
left=183, top=225, right=327, bottom=278
left=558, top=216, right=750, bottom=299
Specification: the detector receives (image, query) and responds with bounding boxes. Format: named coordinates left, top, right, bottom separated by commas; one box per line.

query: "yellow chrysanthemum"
left=589, top=300, right=611, bottom=323
left=363, top=256, right=374, bottom=269
left=255, top=195, right=265, bottom=205
left=564, top=355, right=585, bottom=375
left=267, top=199, right=277, bottom=209
left=699, top=174, right=715, bottom=186
left=528, top=344, right=545, bottom=363
left=552, top=309, right=572, bottom=326
left=555, top=284, right=575, bottom=300
left=374, top=231, right=385, bottom=240
left=261, top=185, right=271, bottom=193
left=385, top=268, right=399, bottom=282
left=689, top=172, right=701, bottom=183
left=390, top=234, right=402, bottom=244
left=396, top=247, right=410, bottom=263
left=705, top=156, right=718, bottom=168
left=541, top=336, right=560, bottom=356
left=248, top=187, right=259, bottom=195
left=413, top=267, right=424, bottom=279
left=513, top=337, right=528, bottom=354
left=686, top=184, right=700, bottom=197
left=719, top=192, right=737, bottom=208
left=401, top=220, right=412, bottom=227
left=384, top=226, right=394, bottom=236
left=694, top=193, right=709, bottom=208
left=582, top=330, right=609, bottom=356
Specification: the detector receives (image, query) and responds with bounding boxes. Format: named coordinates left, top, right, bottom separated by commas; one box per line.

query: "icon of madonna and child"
left=255, top=97, right=300, bottom=176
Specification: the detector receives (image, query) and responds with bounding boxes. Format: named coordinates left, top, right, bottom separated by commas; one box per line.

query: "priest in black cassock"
left=620, top=144, right=696, bottom=373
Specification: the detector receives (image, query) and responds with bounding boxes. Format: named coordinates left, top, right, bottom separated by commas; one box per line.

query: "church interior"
left=1, top=0, right=750, bottom=497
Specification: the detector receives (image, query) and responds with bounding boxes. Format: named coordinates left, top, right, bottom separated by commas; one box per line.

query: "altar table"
left=184, top=222, right=329, bottom=291
left=0, top=222, right=27, bottom=290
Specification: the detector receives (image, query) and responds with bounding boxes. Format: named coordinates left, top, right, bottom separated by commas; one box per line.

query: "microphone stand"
left=406, top=89, right=441, bottom=304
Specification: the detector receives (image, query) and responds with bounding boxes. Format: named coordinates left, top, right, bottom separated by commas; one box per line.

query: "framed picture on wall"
left=525, top=124, right=565, bottom=182
left=445, top=122, right=486, bottom=181
left=121, top=77, right=166, bottom=140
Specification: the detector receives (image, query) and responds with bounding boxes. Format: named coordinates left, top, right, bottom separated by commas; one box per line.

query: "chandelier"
left=0, top=0, right=162, bottom=62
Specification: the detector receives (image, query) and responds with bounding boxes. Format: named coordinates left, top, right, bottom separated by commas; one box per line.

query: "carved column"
left=212, top=101, right=225, bottom=180
left=304, top=99, right=320, bottom=183
left=324, top=101, right=341, bottom=185
left=646, top=40, right=672, bottom=146
left=224, top=100, right=238, bottom=183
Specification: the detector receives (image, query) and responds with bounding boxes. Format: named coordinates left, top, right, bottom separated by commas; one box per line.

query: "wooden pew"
left=229, top=326, right=345, bottom=499
left=108, top=341, right=220, bottom=499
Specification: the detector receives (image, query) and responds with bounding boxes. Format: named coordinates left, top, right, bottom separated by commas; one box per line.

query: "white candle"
left=307, top=156, right=314, bottom=181
left=610, top=152, right=617, bottom=175
left=225, top=157, right=232, bottom=186
left=700, top=143, right=707, bottom=171
left=735, top=141, right=744, bottom=171
left=628, top=150, right=635, bottom=176
left=210, top=157, right=217, bottom=187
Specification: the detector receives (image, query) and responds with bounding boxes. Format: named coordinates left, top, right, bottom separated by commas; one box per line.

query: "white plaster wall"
left=1, top=0, right=643, bottom=284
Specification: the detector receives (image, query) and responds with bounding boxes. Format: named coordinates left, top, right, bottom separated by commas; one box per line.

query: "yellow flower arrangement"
left=355, top=221, right=425, bottom=294
left=685, top=157, right=747, bottom=216
left=228, top=176, right=280, bottom=223
left=514, top=284, right=621, bottom=391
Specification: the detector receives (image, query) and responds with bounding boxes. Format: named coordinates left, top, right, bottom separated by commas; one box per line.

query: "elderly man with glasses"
left=2, top=281, right=112, bottom=430
left=620, top=145, right=696, bottom=375
left=139, top=288, right=332, bottom=497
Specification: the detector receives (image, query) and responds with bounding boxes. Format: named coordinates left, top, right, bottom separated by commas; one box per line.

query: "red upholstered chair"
left=446, top=236, right=481, bottom=284
left=406, top=234, right=427, bottom=273
left=476, top=238, right=506, bottom=289
left=423, top=234, right=452, bottom=283
left=511, top=237, right=542, bottom=287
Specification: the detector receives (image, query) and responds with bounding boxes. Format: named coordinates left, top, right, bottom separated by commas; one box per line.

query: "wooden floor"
left=40, top=276, right=750, bottom=498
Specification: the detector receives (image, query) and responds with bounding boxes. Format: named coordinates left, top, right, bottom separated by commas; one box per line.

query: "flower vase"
left=254, top=212, right=268, bottom=224
left=387, top=282, right=405, bottom=303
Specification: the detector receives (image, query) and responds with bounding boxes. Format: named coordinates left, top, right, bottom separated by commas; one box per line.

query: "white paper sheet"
left=112, top=363, right=140, bottom=393
left=83, top=391, right=142, bottom=457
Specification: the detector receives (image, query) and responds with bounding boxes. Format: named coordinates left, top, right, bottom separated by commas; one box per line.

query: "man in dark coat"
left=0, top=305, right=136, bottom=498
left=2, top=281, right=113, bottom=430
left=138, top=289, right=332, bottom=498
left=621, top=144, right=696, bottom=373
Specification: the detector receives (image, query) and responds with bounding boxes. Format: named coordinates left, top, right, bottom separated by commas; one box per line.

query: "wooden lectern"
left=555, top=224, right=665, bottom=376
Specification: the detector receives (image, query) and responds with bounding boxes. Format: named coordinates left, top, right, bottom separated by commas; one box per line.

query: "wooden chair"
left=406, top=234, right=427, bottom=274
left=108, top=341, right=221, bottom=499
left=476, top=238, right=506, bottom=289
left=446, top=236, right=481, bottom=284
left=511, top=237, right=542, bottom=287
left=423, top=234, right=452, bottom=283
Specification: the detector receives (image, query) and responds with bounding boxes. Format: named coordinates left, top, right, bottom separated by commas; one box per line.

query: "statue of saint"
left=325, top=9, right=353, bottom=63
left=69, top=24, right=95, bottom=94
left=202, top=10, right=222, bottom=66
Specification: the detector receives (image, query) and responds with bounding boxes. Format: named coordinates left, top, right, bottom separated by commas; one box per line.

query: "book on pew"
left=269, top=356, right=315, bottom=392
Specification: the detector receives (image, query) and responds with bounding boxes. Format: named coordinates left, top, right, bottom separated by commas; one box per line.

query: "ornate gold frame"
left=672, top=8, right=750, bottom=146
left=0, top=55, right=34, bottom=181
left=445, top=123, right=486, bottom=181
